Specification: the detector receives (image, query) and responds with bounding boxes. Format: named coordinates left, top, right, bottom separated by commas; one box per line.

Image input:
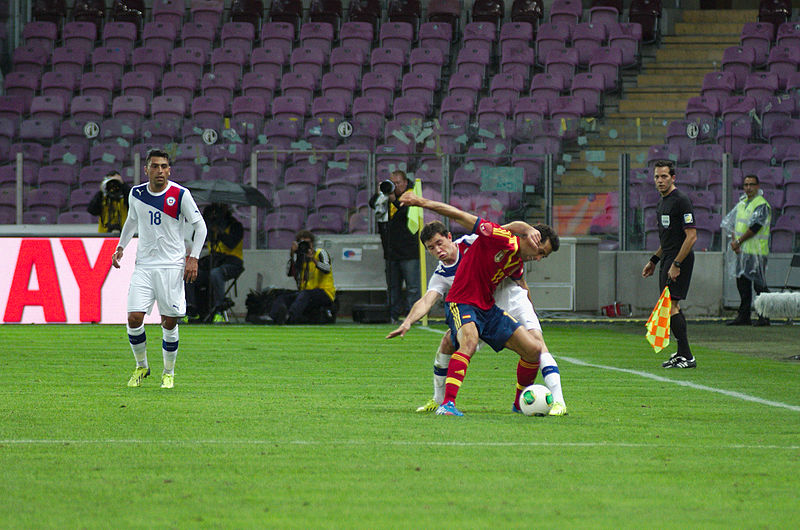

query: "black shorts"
left=659, top=252, right=694, bottom=301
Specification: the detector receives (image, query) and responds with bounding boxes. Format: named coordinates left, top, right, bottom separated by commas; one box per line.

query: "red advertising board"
left=0, top=238, right=162, bottom=324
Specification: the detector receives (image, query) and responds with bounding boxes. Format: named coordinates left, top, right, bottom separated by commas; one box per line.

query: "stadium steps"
left=553, top=9, right=755, bottom=205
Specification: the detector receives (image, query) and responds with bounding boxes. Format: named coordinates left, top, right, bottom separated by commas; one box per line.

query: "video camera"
left=379, top=179, right=395, bottom=195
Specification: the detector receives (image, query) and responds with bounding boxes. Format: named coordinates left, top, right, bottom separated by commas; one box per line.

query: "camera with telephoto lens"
left=379, top=179, right=395, bottom=195
left=102, top=178, right=124, bottom=200
left=296, top=240, right=311, bottom=260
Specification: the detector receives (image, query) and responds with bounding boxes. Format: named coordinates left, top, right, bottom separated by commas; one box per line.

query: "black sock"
left=671, top=311, right=692, bottom=359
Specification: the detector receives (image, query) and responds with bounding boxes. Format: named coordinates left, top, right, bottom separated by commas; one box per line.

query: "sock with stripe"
left=127, top=324, right=147, bottom=368
left=442, top=351, right=471, bottom=405
left=539, top=351, right=565, bottom=405
left=515, top=358, right=540, bottom=409
left=162, top=325, right=179, bottom=375
left=433, top=350, right=450, bottom=405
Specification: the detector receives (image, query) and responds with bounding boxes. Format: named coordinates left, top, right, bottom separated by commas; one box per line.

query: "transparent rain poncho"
left=721, top=191, right=771, bottom=282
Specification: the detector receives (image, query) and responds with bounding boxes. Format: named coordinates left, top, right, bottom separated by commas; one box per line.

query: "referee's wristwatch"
left=672, top=260, right=681, bottom=268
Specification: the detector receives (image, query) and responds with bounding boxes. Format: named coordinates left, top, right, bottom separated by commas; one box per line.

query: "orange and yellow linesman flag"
left=645, top=286, right=672, bottom=353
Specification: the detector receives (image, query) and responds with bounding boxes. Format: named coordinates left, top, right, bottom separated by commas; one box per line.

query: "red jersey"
left=445, top=218, right=524, bottom=310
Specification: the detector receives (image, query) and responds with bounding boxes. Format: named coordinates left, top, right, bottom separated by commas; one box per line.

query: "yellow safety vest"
left=734, top=195, right=770, bottom=256
left=208, top=224, right=243, bottom=261
left=298, top=248, right=336, bottom=301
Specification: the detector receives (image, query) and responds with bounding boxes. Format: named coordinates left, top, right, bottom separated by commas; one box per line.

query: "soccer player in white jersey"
left=386, top=221, right=567, bottom=415
left=112, top=149, right=208, bottom=389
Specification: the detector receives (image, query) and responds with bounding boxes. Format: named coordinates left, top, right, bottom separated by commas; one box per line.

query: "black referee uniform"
left=656, top=187, right=695, bottom=301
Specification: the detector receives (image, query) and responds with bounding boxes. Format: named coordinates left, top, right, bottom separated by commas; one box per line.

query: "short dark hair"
left=420, top=220, right=449, bottom=244
left=534, top=223, right=560, bottom=252
left=295, top=229, right=315, bottom=245
left=145, top=149, right=171, bottom=166
left=106, top=170, right=121, bottom=178
left=653, top=159, right=675, bottom=176
left=744, top=174, right=759, bottom=184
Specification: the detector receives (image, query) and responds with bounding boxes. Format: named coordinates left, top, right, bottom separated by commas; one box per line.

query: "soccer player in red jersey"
left=399, top=192, right=559, bottom=416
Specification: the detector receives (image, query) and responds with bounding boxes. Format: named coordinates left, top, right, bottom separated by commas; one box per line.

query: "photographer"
left=87, top=170, right=130, bottom=233
left=185, top=203, right=244, bottom=322
left=269, top=230, right=336, bottom=325
left=368, top=169, right=421, bottom=322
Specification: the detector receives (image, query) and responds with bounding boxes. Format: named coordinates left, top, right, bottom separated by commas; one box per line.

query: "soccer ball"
left=518, top=384, right=553, bottom=416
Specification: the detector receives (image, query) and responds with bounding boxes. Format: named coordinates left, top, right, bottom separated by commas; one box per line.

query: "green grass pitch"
left=1, top=322, right=798, bottom=528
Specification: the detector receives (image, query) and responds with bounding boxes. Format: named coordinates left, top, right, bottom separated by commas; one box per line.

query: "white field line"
left=0, top=439, right=797, bottom=450
left=419, top=326, right=800, bottom=412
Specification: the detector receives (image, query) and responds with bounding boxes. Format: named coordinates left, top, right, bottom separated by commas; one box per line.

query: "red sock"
left=514, top=359, right=539, bottom=408
left=443, top=351, right=471, bottom=404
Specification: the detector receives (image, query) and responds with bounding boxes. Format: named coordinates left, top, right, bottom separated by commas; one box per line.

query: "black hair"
left=534, top=223, right=560, bottom=252
left=145, top=149, right=171, bottom=166
left=420, top=220, right=449, bottom=244
left=653, top=159, right=675, bottom=176
left=744, top=174, right=759, bottom=184
left=295, top=229, right=315, bottom=245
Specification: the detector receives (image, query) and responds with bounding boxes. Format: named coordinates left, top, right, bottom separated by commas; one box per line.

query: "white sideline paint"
left=1, top=439, right=798, bottom=450
left=419, top=326, right=800, bottom=412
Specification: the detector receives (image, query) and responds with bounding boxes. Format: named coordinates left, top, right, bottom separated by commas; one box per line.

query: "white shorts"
left=495, top=283, right=542, bottom=332
left=127, top=267, right=186, bottom=317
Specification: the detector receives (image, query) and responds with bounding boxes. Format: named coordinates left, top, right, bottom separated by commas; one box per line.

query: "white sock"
left=162, top=325, right=179, bottom=375
left=127, top=324, right=148, bottom=368
left=539, top=351, right=565, bottom=405
left=433, top=351, right=450, bottom=405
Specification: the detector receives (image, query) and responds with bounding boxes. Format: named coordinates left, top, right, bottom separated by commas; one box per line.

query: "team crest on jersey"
left=495, top=250, right=506, bottom=262
left=683, top=213, right=694, bottom=224
left=166, top=196, right=176, bottom=207
left=661, top=215, right=670, bottom=227
left=478, top=222, right=493, bottom=236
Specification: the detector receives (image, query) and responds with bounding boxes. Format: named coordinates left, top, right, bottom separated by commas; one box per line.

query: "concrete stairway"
left=551, top=8, right=757, bottom=230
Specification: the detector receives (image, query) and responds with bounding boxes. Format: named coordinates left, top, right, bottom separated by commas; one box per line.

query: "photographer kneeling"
left=185, top=203, right=244, bottom=322
left=87, top=170, right=130, bottom=233
left=270, top=230, right=336, bottom=325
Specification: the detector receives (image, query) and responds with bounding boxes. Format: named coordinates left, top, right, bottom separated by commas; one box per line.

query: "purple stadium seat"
left=717, top=118, right=754, bottom=162
left=690, top=144, right=724, bottom=174
left=721, top=95, right=757, bottom=123
left=306, top=211, right=345, bottom=234
left=370, top=47, right=406, bottom=88
left=171, top=46, right=206, bottom=80
left=647, top=144, right=680, bottom=169
left=190, top=96, right=225, bottom=129
left=91, top=141, right=128, bottom=166
left=80, top=72, right=114, bottom=108
left=776, top=21, right=800, bottom=49
left=762, top=188, right=785, bottom=211
left=0, top=96, right=26, bottom=123
left=19, top=119, right=56, bottom=144
left=308, top=0, right=343, bottom=28
left=536, top=23, right=572, bottom=67
left=701, top=71, right=736, bottom=107
left=23, top=20, right=58, bottom=53
left=402, top=72, right=436, bottom=112
left=221, top=22, right=257, bottom=55
left=201, top=73, right=236, bottom=110
left=211, top=48, right=246, bottom=86
left=122, top=71, right=158, bottom=100
left=251, top=47, right=287, bottom=80
left=271, top=96, right=306, bottom=123
left=39, top=165, right=78, bottom=195
left=722, top=46, right=756, bottom=92
left=151, top=95, right=187, bottom=122
left=281, top=71, right=315, bottom=109
left=514, top=95, right=550, bottom=135
left=500, top=21, right=534, bottom=56
left=589, top=3, right=620, bottom=29
left=62, top=21, right=97, bottom=55
left=386, top=0, right=421, bottom=28
left=589, top=46, right=624, bottom=92
left=456, top=45, right=491, bottom=78
left=531, top=72, right=566, bottom=103
left=49, top=140, right=88, bottom=169
left=489, top=72, right=525, bottom=105
left=545, top=48, right=579, bottom=87
left=512, top=143, right=548, bottom=186
left=91, top=47, right=127, bottom=88
left=393, top=95, right=428, bottom=123
left=191, top=0, right=223, bottom=30
left=757, top=167, right=785, bottom=188
left=51, top=46, right=87, bottom=84
left=313, top=188, right=351, bottom=218
left=290, top=47, right=326, bottom=90
left=573, top=22, right=607, bottom=68
left=740, top=22, right=773, bottom=67
left=410, top=47, right=445, bottom=87
left=180, top=22, right=213, bottom=60
left=550, top=0, right=581, bottom=28
left=311, top=95, right=347, bottom=121
left=329, top=47, right=364, bottom=90
left=58, top=211, right=95, bottom=224
left=782, top=144, right=800, bottom=173
left=767, top=46, right=800, bottom=91
left=39, top=72, right=75, bottom=109
left=242, top=72, right=276, bottom=106
left=477, top=96, right=512, bottom=130
left=664, top=119, right=697, bottom=165
left=447, top=71, right=483, bottom=105
left=103, top=21, right=137, bottom=55
left=500, top=46, right=536, bottom=84
left=270, top=0, right=303, bottom=29
left=141, top=118, right=179, bottom=144
left=571, top=72, right=605, bottom=117
left=685, top=96, right=720, bottom=140
left=3, top=72, right=38, bottom=112
left=419, top=21, right=452, bottom=59
left=275, top=187, right=313, bottom=219
left=12, top=45, right=49, bottom=75
left=27, top=187, right=67, bottom=216
left=101, top=117, right=140, bottom=145
left=353, top=95, right=389, bottom=124
left=439, top=95, right=474, bottom=126
left=232, top=96, right=267, bottom=141
left=629, top=0, right=661, bottom=44
left=300, top=21, right=336, bottom=61
left=112, top=95, right=147, bottom=122
left=744, top=72, right=780, bottom=115
left=161, top=72, right=197, bottom=110
left=738, top=144, right=775, bottom=176
left=362, top=71, right=397, bottom=110
left=321, top=71, right=357, bottom=113
left=70, top=95, right=106, bottom=123
left=142, top=21, right=178, bottom=54
left=340, top=21, right=374, bottom=61
left=131, top=46, right=169, bottom=81
left=759, top=1, right=790, bottom=38
left=463, top=21, right=496, bottom=53
left=609, top=22, right=643, bottom=69
left=152, top=0, right=184, bottom=31
left=262, top=22, right=295, bottom=59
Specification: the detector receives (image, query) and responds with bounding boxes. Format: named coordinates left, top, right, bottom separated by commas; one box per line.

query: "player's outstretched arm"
left=398, top=192, right=478, bottom=231
left=503, top=221, right=541, bottom=247
left=386, top=290, right=442, bottom=339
